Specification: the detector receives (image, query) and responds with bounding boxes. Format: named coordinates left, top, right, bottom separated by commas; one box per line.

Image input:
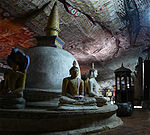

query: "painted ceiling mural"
left=0, top=0, right=150, bottom=88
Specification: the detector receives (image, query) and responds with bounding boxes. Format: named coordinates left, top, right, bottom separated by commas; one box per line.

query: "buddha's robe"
left=88, top=78, right=110, bottom=107
left=0, top=71, right=26, bottom=98
left=62, top=77, right=84, bottom=97
left=88, top=78, right=102, bottom=97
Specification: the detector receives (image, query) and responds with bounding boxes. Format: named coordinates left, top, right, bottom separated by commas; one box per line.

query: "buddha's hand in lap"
left=1, top=89, right=11, bottom=95
left=5, top=90, right=15, bottom=94
left=74, top=95, right=84, bottom=100
left=5, top=90, right=23, bottom=98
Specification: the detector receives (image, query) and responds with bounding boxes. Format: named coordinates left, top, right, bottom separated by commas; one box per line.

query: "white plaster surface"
left=25, top=46, right=81, bottom=90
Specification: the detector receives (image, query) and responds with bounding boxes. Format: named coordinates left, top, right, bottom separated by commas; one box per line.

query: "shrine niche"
left=114, top=63, right=133, bottom=116
left=114, top=63, right=132, bottom=103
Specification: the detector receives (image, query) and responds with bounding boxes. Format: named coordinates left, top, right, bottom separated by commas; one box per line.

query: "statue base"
left=0, top=97, right=26, bottom=109
left=0, top=104, right=123, bottom=134
left=58, top=104, right=99, bottom=110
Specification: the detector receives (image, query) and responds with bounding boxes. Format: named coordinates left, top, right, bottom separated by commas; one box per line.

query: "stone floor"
left=99, top=109, right=150, bottom=135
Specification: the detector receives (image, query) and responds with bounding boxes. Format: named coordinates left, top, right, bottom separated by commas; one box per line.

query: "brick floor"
left=99, top=109, right=150, bottom=135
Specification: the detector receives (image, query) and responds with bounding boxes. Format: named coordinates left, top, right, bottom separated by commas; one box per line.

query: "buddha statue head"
left=89, top=63, right=98, bottom=78
left=7, top=48, right=30, bottom=73
left=69, top=61, right=79, bottom=78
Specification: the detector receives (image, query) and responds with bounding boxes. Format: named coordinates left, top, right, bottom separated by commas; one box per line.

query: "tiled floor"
left=99, top=109, right=150, bottom=135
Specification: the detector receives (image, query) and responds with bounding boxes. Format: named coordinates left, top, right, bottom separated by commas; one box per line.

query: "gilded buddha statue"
left=62, top=61, right=84, bottom=98
left=0, top=48, right=30, bottom=109
left=0, top=63, right=26, bottom=98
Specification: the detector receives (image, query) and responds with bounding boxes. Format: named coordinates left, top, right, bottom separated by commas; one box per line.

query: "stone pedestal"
left=0, top=104, right=123, bottom=134
left=0, top=97, right=26, bottom=109
left=24, top=36, right=81, bottom=109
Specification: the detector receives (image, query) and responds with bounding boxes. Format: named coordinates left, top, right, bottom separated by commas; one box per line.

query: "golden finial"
left=45, top=0, right=60, bottom=36
left=73, top=60, right=77, bottom=67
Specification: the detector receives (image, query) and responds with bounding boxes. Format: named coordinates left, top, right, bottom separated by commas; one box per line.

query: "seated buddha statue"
left=88, top=63, right=110, bottom=107
left=62, top=61, right=84, bottom=98
left=0, top=62, right=26, bottom=98
left=0, top=48, right=30, bottom=109
left=106, top=89, right=113, bottom=100
left=58, top=61, right=98, bottom=110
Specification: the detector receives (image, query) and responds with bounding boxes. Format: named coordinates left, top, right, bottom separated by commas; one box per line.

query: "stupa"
left=24, top=1, right=81, bottom=109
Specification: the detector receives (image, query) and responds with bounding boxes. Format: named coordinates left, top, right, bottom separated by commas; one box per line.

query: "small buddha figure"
left=106, top=89, right=112, bottom=101
left=58, top=61, right=98, bottom=110
left=0, top=48, right=30, bottom=109
left=88, top=63, right=110, bottom=106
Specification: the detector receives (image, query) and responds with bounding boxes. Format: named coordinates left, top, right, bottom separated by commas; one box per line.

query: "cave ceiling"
left=0, top=0, right=150, bottom=78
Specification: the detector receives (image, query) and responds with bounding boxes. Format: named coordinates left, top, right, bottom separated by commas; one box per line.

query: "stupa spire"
left=45, top=1, right=60, bottom=36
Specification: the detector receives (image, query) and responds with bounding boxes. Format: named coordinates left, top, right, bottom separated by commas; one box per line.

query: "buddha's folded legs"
left=59, top=96, right=97, bottom=105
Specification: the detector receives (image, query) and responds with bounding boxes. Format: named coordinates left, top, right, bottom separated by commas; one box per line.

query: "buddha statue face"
left=90, top=69, right=98, bottom=78
left=93, top=70, right=98, bottom=78
left=70, top=67, right=79, bottom=78
left=12, top=62, right=20, bottom=72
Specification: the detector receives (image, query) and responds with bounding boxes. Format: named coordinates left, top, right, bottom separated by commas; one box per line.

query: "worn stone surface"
left=25, top=46, right=81, bottom=90
left=24, top=46, right=81, bottom=109
left=0, top=104, right=123, bottom=134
